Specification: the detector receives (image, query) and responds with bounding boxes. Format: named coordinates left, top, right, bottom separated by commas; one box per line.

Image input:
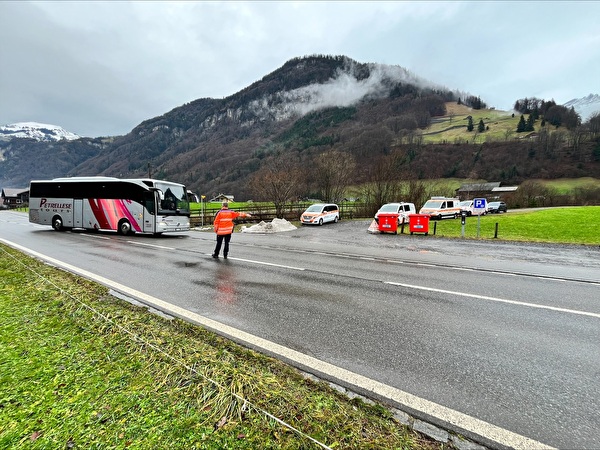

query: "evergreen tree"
left=477, top=119, right=485, bottom=132
left=525, top=114, right=535, bottom=132
left=516, top=115, right=526, bottom=132
left=467, top=116, right=474, bottom=132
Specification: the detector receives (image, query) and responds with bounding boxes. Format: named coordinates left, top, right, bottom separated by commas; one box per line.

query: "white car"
left=459, top=200, right=475, bottom=216
left=374, top=202, right=416, bottom=225
left=300, top=203, right=340, bottom=225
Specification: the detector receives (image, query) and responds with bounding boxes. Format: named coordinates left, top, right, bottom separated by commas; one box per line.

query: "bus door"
left=73, top=199, right=83, bottom=228
left=142, top=192, right=157, bottom=233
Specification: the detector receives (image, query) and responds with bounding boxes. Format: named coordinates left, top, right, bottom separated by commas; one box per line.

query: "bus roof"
left=31, top=177, right=184, bottom=187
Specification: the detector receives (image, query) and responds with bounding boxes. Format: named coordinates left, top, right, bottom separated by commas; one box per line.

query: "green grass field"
left=425, top=206, right=600, bottom=245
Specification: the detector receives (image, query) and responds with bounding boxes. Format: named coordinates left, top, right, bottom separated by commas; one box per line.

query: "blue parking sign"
left=474, top=198, right=487, bottom=209
left=473, top=198, right=487, bottom=216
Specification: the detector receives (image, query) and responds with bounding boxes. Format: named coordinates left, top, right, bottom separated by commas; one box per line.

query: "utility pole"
left=147, top=163, right=152, bottom=179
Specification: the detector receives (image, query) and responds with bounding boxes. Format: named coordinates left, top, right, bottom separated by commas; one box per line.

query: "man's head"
left=222, top=201, right=229, bottom=209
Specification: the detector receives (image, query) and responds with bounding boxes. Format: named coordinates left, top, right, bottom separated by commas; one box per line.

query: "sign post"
left=473, top=198, right=487, bottom=237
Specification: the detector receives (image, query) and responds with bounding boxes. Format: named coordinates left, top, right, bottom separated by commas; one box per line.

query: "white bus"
left=29, top=177, right=190, bottom=235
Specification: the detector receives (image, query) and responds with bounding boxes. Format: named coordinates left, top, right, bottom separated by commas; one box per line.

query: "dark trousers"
left=213, top=233, right=231, bottom=257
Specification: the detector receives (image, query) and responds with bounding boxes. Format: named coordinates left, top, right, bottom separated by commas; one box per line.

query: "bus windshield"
left=155, top=181, right=189, bottom=213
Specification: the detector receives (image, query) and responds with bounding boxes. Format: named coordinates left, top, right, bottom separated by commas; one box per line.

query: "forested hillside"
left=1, top=55, right=599, bottom=202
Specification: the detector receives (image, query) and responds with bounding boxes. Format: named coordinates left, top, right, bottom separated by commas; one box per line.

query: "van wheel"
left=52, top=216, right=64, bottom=231
left=118, top=219, right=132, bottom=235
left=334, top=216, right=338, bottom=223
left=318, top=218, right=323, bottom=226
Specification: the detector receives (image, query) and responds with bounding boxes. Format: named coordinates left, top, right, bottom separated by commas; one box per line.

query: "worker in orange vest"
left=212, top=201, right=251, bottom=259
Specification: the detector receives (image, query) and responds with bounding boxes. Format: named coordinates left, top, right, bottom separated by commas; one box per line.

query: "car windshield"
left=459, top=201, right=471, bottom=207
left=489, top=202, right=500, bottom=207
left=379, top=204, right=399, bottom=212
left=422, top=200, right=443, bottom=208
left=306, top=205, right=324, bottom=213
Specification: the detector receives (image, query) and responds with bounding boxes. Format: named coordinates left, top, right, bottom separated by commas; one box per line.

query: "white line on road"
left=385, top=281, right=600, bottom=319
left=220, top=255, right=305, bottom=271
left=80, top=234, right=110, bottom=240
left=127, top=240, right=174, bottom=250
left=1, top=238, right=554, bottom=450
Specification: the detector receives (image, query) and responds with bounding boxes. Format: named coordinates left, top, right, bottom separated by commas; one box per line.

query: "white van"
left=300, top=203, right=340, bottom=225
left=374, top=202, right=416, bottom=225
left=419, top=197, right=461, bottom=220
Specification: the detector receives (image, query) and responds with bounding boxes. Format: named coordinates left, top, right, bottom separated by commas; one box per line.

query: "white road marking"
left=1, top=237, right=555, bottom=449
left=385, top=281, right=600, bottom=319
left=127, top=240, right=174, bottom=250
left=80, top=234, right=110, bottom=240
left=223, top=255, right=305, bottom=271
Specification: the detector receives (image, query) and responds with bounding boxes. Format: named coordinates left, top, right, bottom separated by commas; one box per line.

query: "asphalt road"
left=2, top=211, right=599, bottom=449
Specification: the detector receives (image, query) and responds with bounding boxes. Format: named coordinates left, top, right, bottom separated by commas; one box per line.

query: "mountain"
left=563, top=94, right=600, bottom=122
left=65, top=55, right=466, bottom=199
left=1, top=55, right=599, bottom=199
left=0, top=122, right=80, bottom=142
left=0, top=134, right=113, bottom=188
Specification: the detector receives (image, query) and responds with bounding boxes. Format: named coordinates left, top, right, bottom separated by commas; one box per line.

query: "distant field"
left=422, top=103, right=538, bottom=144
left=533, top=177, right=600, bottom=194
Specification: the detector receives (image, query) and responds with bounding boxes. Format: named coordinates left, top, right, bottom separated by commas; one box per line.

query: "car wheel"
left=318, top=218, right=323, bottom=226
left=334, top=216, right=338, bottom=223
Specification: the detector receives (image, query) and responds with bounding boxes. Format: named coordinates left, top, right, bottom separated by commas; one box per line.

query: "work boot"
left=223, top=253, right=228, bottom=259
left=212, top=254, right=218, bottom=258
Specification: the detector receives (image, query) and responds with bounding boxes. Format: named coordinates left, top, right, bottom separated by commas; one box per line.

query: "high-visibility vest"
left=213, top=209, right=247, bottom=235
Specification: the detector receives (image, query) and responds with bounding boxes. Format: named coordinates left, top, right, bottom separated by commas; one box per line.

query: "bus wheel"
left=52, top=216, right=64, bottom=231
left=118, top=219, right=132, bottom=236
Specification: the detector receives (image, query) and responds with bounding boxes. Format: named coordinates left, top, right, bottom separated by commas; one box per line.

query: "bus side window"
left=144, top=193, right=155, bottom=215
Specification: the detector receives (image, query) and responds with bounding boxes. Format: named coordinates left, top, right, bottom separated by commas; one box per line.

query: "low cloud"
left=249, top=60, right=460, bottom=121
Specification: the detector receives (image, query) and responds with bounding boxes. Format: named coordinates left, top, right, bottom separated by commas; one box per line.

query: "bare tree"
left=360, top=152, right=404, bottom=214
left=313, top=150, right=357, bottom=202
left=248, top=155, right=303, bottom=218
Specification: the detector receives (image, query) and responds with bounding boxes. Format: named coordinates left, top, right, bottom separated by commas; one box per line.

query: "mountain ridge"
left=0, top=122, right=80, bottom=142
left=1, top=55, right=599, bottom=200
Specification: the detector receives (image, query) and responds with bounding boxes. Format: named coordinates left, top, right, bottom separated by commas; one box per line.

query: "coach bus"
left=29, top=177, right=190, bottom=235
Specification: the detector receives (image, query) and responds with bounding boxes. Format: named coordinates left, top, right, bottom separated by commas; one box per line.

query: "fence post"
left=494, top=222, right=499, bottom=238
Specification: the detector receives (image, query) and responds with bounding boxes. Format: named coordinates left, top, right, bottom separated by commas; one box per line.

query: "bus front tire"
left=118, top=219, right=132, bottom=236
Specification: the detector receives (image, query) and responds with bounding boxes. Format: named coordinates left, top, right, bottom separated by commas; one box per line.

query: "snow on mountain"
left=563, top=94, right=600, bottom=122
left=0, top=122, right=80, bottom=142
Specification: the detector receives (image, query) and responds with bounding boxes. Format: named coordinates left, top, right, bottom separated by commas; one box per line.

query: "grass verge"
left=0, top=244, right=441, bottom=449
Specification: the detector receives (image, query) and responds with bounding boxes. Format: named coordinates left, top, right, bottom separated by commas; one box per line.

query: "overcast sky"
left=1, top=1, right=598, bottom=137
